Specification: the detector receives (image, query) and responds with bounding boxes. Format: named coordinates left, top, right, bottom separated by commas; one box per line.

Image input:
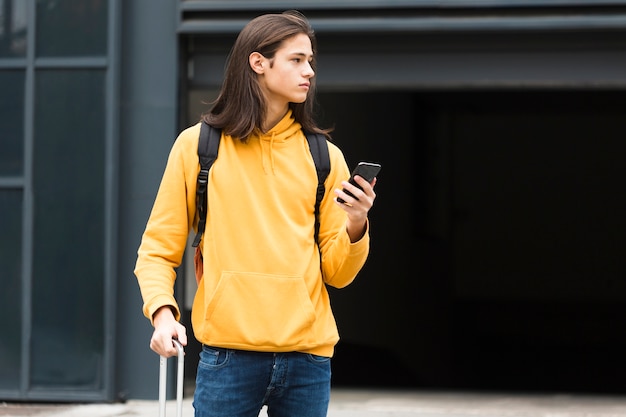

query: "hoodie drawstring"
left=269, top=131, right=276, bottom=174
left=261, top=131, right=277, bottom=174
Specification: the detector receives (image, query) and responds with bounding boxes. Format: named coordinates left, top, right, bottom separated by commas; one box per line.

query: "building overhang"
left=178, top=0, right=626, bottom=34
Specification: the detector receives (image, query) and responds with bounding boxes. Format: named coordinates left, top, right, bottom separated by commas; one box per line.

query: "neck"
left=263, top=102, right=289, bottom=132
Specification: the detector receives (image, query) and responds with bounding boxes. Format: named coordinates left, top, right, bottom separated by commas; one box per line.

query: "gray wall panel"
left=117, top=0, right=179, bottom=400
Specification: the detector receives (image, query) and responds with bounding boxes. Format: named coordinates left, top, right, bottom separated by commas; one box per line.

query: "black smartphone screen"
left=337, top=162, right=381, bottom=203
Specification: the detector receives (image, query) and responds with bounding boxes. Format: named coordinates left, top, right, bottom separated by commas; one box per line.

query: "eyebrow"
left=289, top=52, right=314, bottom=60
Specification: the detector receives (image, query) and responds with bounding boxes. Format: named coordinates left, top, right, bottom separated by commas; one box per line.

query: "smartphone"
left=337, top=161, right=381, bottom=204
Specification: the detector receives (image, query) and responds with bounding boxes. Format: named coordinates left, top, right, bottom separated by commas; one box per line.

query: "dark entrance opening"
left=181, top=89, right=625, bottom=394
left=319, top=90, right=626, bottom=394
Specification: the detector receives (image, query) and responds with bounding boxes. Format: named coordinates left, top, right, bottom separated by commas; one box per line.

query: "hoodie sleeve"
left=316, top=142, right=371, bottom=288
left=134, top=125, right=200, bottom=323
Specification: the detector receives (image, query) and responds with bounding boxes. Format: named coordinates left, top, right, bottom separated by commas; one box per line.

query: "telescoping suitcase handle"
left=159, top=339, right=185, bottom=417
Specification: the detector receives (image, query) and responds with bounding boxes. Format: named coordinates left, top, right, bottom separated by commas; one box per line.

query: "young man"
left=135, top=10, right=377, bottom=417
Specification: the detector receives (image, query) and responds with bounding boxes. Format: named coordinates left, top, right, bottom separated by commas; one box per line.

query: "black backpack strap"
left=192, top=122, right=221, bottom=248
left=305, top=132, right=330, bottom=245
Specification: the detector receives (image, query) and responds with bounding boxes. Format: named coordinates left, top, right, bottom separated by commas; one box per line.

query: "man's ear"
left=249, top=52, right=265, bottom=74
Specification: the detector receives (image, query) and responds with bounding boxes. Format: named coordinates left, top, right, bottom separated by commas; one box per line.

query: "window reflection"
left=30, top=69, right=105, bottom=389
left=0, top=70, right=24, bottom=175
left=0, top=0, right=27, bottom=57
left=36, top=0, right=107, bottom=57
left=0, top=190, right=22, bottom=391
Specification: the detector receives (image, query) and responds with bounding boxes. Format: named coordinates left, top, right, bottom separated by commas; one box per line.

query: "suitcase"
left=159, top=339, right=185, bottom=417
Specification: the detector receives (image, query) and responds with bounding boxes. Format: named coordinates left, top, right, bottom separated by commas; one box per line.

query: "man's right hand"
left=150, top=306, right=188, bottom=357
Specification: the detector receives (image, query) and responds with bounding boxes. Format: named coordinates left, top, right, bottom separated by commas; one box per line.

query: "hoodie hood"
left=258, top=110, right=302, bottom=174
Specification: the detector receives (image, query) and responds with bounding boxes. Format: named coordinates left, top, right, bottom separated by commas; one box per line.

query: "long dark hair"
left=201, top=10, right=331, bottom=141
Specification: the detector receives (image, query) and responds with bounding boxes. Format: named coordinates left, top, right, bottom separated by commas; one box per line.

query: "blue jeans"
left=193, top=345, right=331, bottom=417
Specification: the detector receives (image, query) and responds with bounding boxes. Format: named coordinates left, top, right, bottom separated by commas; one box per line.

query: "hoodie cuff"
left=144, top=295, right=181, bottom=326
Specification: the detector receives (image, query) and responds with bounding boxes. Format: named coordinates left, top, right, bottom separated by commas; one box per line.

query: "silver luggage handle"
left=159, top=339, right=185, bottom=417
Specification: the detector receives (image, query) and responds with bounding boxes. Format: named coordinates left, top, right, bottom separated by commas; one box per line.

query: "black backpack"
left=191, top=122, right=330, bottom=248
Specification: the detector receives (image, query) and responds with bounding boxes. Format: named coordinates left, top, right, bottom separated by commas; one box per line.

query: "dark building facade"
left=1, top=0, right=625, bottom=401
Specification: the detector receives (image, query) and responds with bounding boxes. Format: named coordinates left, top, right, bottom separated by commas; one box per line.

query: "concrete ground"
left=3, top=389, right=626, bottom=417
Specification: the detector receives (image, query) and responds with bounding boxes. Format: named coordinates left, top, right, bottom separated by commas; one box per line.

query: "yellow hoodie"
left=135, top=111, right=369, bottom=357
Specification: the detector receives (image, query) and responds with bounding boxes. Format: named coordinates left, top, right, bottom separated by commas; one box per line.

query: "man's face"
left=257, top=33, right=315, bottom=108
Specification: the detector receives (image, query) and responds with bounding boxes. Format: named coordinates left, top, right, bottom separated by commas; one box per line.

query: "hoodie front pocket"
left=203, top=271, right=317, bottom=349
